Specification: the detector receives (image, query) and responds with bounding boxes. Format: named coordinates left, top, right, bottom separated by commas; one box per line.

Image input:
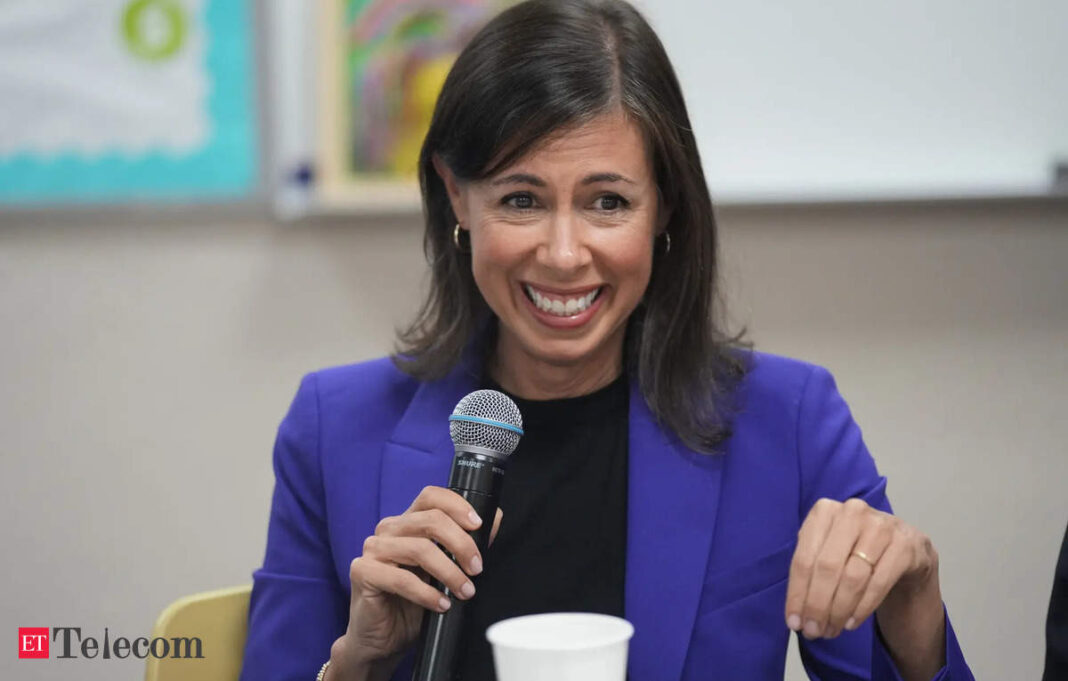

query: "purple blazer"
left=240, top=351, right=972, bottom=681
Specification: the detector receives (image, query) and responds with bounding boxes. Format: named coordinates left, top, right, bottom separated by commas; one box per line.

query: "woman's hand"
left=785, top=498, right=946, bottom=681
left=328, top=486, right=503, bottom=680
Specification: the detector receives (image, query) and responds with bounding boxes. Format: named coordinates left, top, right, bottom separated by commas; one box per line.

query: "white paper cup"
left=486, top=612, right=634, bottom=681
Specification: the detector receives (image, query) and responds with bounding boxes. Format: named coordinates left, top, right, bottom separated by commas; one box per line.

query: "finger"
left=824, top=512, right=894, bottom=637
left=822, top=556, right=871, bottom=638
left=800, top=498, right=868, bottom=639
left=350, top=556, right=451, bottom=614
left=407, top=486, right=484, bottom=531
left=377, top=508, right=484, bottom=576
left=786, top=498, right=838, bottom=632
left=850, top=533, right=912, bottom=629
left=826, top=556, right=886, bottom=637
left=489, top=508, right=504, bottom=546
left=833, top=515, right=895, bottom=634
left=362, top=535, right=476, bottom=600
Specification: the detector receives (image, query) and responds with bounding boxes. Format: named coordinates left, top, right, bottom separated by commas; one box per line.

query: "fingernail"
left=786, top=614, right=802, bottom=631
left=844, top=618, right=857, bottom=631
left=438, top=597, right=451, bottom=612
left=460, top=582, right=476, bottom=599
left=469, top=555, right=483, bottom=574
left=468, top=510, right=482, bottom=527
left=803, top=620, right=822, bottom=639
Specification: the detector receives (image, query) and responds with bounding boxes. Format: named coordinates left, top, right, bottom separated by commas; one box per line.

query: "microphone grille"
left=449, top=390, right=524, bottom=456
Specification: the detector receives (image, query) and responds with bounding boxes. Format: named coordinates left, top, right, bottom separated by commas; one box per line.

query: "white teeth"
left=524, top=285, right=602, bottom=317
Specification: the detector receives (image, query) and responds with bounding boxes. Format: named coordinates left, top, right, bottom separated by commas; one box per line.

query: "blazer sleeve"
left=1044, top=521, right=1068, bottom=680
left=240, top=373, right=349, bottom=681
left=794, top=366, right=974, bottom=681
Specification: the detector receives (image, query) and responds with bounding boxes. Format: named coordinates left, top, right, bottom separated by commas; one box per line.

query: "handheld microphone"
left=410, top=389, right=524, bottom=681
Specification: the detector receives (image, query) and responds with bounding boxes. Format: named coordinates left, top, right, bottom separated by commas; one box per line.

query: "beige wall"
left=1, top=199, right=1065, bottom=680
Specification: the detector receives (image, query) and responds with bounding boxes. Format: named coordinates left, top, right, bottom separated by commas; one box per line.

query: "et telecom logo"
left=18, top=628, right=49, bottom=659
left=18, top=627, right=203, bottom=660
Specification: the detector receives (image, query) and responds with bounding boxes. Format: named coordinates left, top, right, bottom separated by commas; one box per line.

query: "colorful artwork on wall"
left=317, top=0, right=513, bottom=209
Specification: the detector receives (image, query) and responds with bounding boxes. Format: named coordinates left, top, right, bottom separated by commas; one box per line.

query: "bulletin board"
left=0, top=0, right=258, bottom=204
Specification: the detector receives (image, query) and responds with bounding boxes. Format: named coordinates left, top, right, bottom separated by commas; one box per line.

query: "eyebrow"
left=490, top=173, right=546, bottom=187
left=489, top=172, right=637, bottom=187
left=581, top=172, right=636, bottom=186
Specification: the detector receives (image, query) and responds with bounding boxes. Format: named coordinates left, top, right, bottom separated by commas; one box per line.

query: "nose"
left=536, top=209, right=591, bottom=276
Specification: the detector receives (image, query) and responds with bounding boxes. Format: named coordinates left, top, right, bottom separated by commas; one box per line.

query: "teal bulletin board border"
left=0, top=0, right=258, bottom=203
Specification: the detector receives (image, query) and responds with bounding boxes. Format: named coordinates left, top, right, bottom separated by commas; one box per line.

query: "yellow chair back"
left=144, top=584, right=251, bottom=681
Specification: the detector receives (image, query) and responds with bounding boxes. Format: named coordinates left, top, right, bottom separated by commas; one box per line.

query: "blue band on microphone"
left=448, top=414, right=524, bottom=436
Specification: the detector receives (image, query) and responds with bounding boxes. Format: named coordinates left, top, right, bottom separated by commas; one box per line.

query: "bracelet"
left=316, top=660, right=331, bottom=681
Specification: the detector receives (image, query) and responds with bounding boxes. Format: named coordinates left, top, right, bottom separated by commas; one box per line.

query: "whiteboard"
left=637, top=0, right=1068, bottom=202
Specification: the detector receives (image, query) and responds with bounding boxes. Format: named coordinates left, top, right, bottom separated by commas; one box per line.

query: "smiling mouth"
left=522, top=284, right=603, bottom=317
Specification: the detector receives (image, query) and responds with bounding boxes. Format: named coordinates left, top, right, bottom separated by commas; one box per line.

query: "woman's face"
left=439, top=112, right=665, bottom=380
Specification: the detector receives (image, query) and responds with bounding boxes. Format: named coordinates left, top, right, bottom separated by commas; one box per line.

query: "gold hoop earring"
left=453, top=223, right=465, bottom=252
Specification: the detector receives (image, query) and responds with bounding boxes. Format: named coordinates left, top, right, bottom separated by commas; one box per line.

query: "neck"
left=489, top=330, right=624, bottom=400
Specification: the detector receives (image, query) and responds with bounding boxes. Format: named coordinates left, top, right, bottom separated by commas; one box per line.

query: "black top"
left=454, top=374, right=630, bottom=681
left=1044, top=521, right=1068, bottom=681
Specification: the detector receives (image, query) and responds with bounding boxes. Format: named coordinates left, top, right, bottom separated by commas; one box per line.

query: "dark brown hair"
left=394, top=0, right=747, bottom=452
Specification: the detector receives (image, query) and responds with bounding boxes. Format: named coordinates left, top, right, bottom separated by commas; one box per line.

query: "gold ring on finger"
left=850, top=550, right=876, bottom=568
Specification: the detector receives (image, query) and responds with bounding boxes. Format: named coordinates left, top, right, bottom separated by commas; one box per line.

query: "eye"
left=594, top=194, right=630, bottom=211
left=502, top=192, right=536, bottom=210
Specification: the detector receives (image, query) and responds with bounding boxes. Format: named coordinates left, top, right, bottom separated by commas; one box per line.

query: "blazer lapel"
left=625, top=381, right=725, bottom=681
left=378, top=360, right=479, bottom=520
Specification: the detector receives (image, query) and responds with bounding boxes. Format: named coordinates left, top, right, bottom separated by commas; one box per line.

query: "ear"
left=657, top=207, right=672, bottom=235
left=432, top=153, right=468, bottom=227
left=655, top=187, right=672, bottom=235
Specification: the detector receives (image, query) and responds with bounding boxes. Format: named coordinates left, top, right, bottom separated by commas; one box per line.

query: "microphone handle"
left=411, top=452, right=505, bottom=681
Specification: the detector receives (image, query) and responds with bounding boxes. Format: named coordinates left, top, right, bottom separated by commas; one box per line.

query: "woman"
left=240, top=1, right=973, bottom=680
